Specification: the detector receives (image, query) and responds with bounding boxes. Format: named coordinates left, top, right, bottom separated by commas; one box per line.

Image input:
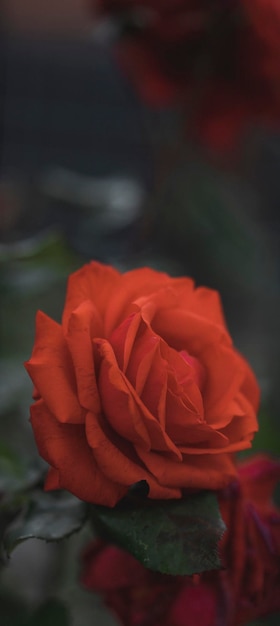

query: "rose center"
left=180, top=350, right=206, bottom=390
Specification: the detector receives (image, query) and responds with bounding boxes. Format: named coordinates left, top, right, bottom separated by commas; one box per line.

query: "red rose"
left=81, top=456, right=280, bottom=626
left=25, top=262, right=259, bottom=506
left=218, top=455, right=280, bottom=625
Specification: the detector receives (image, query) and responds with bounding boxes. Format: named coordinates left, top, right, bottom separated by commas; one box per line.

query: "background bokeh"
left=0, top=2, right=280, bottom=625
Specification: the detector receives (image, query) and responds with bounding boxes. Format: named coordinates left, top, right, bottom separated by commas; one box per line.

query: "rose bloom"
left=81, top=456, right=280, bottom=626
left=93, top=0, right=280, bottom=151
left=25, top=262, right=259, bottom=506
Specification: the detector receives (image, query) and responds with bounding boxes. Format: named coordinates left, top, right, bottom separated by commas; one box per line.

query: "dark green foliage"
left=91, top=490, right=225, bottom=575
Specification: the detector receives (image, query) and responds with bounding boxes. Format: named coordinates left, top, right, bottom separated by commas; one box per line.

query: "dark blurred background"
left=0, top=2, right=279, bottom=625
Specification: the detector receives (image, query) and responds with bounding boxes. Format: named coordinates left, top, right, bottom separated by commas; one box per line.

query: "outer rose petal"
left=25, top=311, right=83, bottom=424
left=180, top=285, right=228, bottom=330
left=239, top=353, right=261, bottom=412
left=45, top=467, right=60, bottom=490
left=104, top=267, right=176, bottom=336
left=219, top=393, right=258, bottom=446
left=63, top=263, right=174, bottom=336
left=66, top=300, right=101, bottom=414
left=136, top=447, right=237, bottom=491
left=31, top=399, right=125, bottom=506
left=201, top=345, right=249, bottom=419
left=217, top=455, right=280, bottom=624
left=153, top=308, right=231, bottom=353
left=62, top=262, right=121, bottom=332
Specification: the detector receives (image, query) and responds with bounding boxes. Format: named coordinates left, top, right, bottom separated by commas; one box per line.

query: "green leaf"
left=4, top=491, right=87, bottom=555
left=91, top=491, right=225, bottom=575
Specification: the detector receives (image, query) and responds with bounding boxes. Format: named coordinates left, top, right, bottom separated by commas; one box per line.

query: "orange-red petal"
left=62, top=262, right=120, bottom=333
left=136, top=447, right=237, bottom=490
left=31, top=399, right=125, bottom=506
left=25, top=311, right=83, bottom=424
left=66, top=300, right=101, bottom=414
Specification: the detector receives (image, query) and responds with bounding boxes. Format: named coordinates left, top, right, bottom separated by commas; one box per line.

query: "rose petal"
left=186, top=286, right=227, bottom=329
left=98, top=339, right=182, bottom=460
left=200, top=344, right=248, bottom=420
left=109, top=311, right=142, bottom=372
left=45, top=467, right=60, bottom=490
left=85, top=408, right=181, bottom=500
left=180, top=350, right=206, bottom=389
left=85, top=409, right=149, bottom=486
left=154, top=308, right=258, bottom=434
left=66, top=300, right=101, bottom=414
left=136, top=448, right=237, bottom=490
left=97, top=339, right=151, bottom=450
left=179, top=440, right=253, bottom=455
left=112, top=316, right=168, bottom=423
left=153, top=309, right=230, bottom=353
left=239, top=353, right=261, bottom=412
left=104, top=267, right=173, bottom=335
left=25, top=311, right=83, bottom=424
left=162, top=342, right=204, bottom=415
left=134, top=282, right=189, bottom=323
left=220, top=394, right=258, bottom=445
left=166, top=389, right=229, bottom=449
left=31, top=399, right=125, bottom=506
left=62, top=262, right=120, bottom=333
left=137, top=343, right=168, bottom=427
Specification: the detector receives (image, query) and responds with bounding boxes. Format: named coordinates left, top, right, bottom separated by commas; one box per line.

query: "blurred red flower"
left=81, top=455, right=280, bottom=625
left=93, top=0, right=280, bottom=151
left=219, top=455, right=280, bottom=624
